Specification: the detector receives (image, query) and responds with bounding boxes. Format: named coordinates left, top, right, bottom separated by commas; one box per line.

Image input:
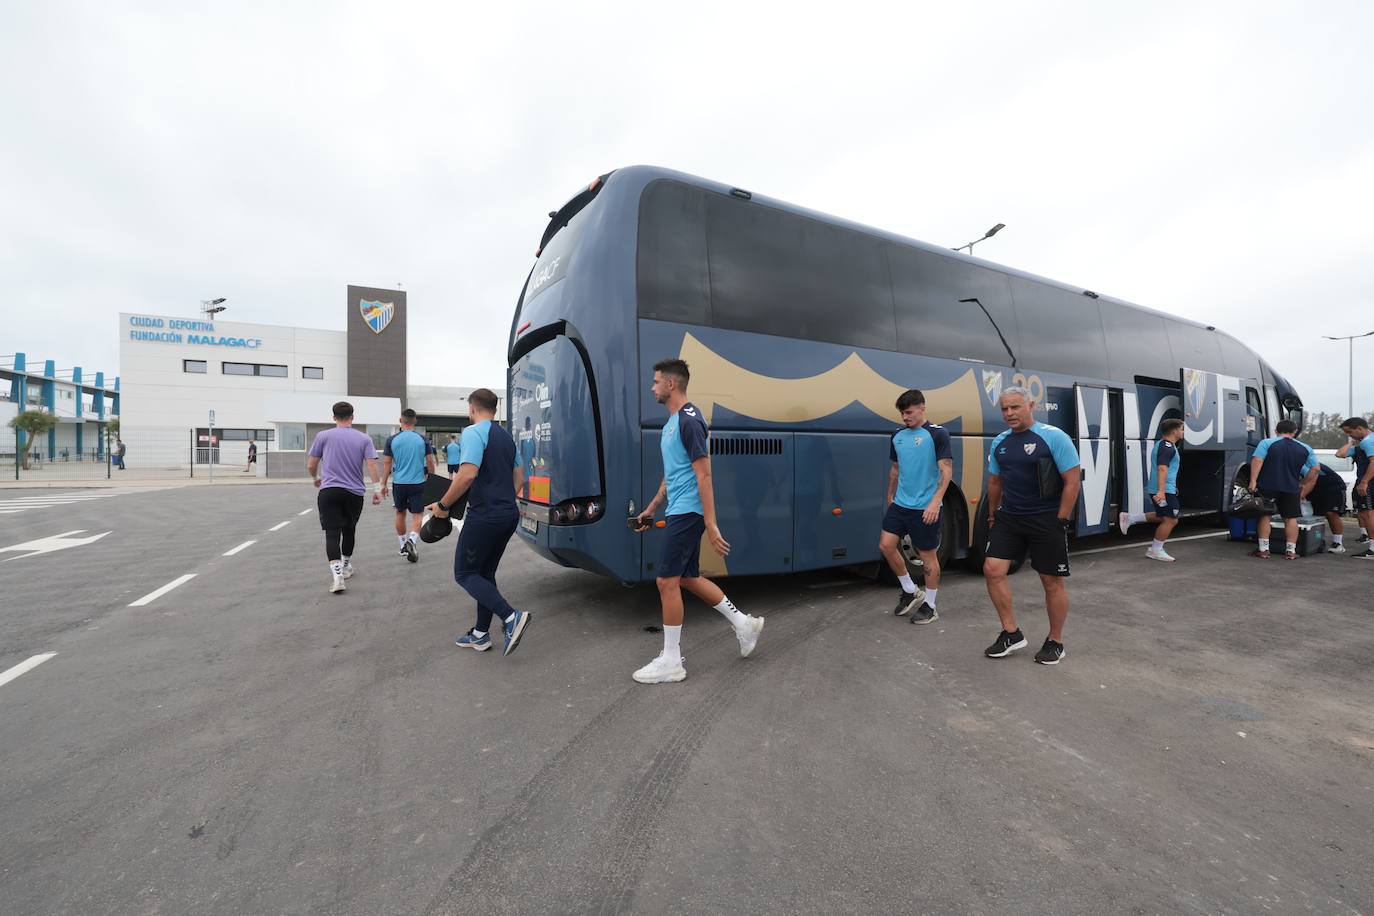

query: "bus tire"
left=966, top=499, right=1023, bottom=575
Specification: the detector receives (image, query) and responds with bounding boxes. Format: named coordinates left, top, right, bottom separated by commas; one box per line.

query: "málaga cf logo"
left=360, top=300, right=395, bottom=335
left=982, top=370, right=1003, bottom=408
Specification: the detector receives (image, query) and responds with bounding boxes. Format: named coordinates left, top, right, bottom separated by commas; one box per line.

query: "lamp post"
left=200, top=297, right=227, bottom=318
left=1322, top=331, right=1374, bottom=418
left=953, top=223, right=1006, bottom=256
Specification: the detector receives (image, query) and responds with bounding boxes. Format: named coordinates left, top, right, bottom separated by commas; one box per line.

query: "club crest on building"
left=982, top=369, right=1003, bottom=408
left=359, top=300, right=395, bottom=335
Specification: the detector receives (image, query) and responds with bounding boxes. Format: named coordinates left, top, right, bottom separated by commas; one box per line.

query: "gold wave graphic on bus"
left=678, top=333, right=986, bottom=577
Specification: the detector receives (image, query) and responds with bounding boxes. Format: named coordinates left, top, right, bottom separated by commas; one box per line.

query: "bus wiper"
left=960, top=297, right=1017, bottom=368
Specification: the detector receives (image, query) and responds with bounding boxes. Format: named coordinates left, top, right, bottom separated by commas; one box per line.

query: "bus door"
left=1243, top=382, right=1267, bottom=447
left=1073, top=384, right=1119, bottom=535
left=1179, top=367, right=1248, bottom=509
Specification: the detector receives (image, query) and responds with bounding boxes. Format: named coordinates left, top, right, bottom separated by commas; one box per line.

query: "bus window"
left=637, top=180, right=711, bottom=326
left=1007, top=279, right=1109, bottom=380
left=1165, top=321, right=1224, bottom=374
left=888, top=246, right=1020, bottom=366
left=704, top=193, right=896, bottom=350
left=1100, top=305, right=1174, bottom=383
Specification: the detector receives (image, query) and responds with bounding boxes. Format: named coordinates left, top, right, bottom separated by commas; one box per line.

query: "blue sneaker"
left=502, top=611, right=531, bottom=657
left=454, top=628, right=492, bottom=652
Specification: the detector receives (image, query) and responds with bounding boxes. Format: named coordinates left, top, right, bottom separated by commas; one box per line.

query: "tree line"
left=1300, top=410, right=1374, bottom=448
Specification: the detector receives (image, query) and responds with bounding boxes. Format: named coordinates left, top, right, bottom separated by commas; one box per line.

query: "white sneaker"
left=632, top=653, right=686, bottom=684
left=1118, top=512, right=1132, bottom=536
left=735, top=616, right=765, bottom=658
left=1145, top=547, right=1176, bottom=563
left=341, top=560, right=355, bottom=579
left=1328, top=544, right=1347, bottom=554
left=330, top=574, right=346, bottom=594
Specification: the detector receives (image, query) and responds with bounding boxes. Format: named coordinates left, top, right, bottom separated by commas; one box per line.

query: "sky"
left=3, top=1, right=1372, bottom=415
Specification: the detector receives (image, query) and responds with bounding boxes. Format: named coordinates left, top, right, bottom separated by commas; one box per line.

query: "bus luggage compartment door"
left=639, top=430, right=793, bottom=579
left=1073, top=384, right=1117, bottom=535
left=792, top=433, right=888, bottom=572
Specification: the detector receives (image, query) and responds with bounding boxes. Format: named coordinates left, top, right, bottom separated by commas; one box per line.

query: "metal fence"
left=0, top=428, right=284, bottom=482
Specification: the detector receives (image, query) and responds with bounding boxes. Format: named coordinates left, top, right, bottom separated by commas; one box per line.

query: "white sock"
left=1285, top=542, right=1296, bottom=554
left=1334, top=534, right=1344, bottom=545
left=1258, top=538, right=1270, bottom=551
left=472, top=629, right=486, bottom=638
left=1130, top=512, right=1148, bottom=524
left=408, top=530, right=419, bottom=543
left=1363, top=528, right=1369, bottom=537
left=343, top=555, right=351, bottom=564
left=329, top=560, right=343, bottom=575
left=1151, top=539, right=1164, bottom=551
left=662, top=625, right=683, bottom=664
left=897, top=573, right=917, bottom=595
left=924, top=587, right=938, bottom=609
left=713, top=595, right=748, bottom=627
left=398, top=535, right=407, bottom=547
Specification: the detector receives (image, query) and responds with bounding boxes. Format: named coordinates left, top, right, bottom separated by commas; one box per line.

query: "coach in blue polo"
left=1246, top=418, right=1318, bottom=559
left=982, top=385, right=1082, bottom=666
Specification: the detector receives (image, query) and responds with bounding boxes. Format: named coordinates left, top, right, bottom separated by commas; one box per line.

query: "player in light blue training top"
left=1119, top=417, right=1186, bottom=562
left=382, top=408, right=435, bottom=562
left=880, top=388, right=954, bottom=624
left=629, top=358, right=765, bottom=685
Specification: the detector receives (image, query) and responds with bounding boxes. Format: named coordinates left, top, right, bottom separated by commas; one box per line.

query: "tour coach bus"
left=508, top=166, right=1305, bottom=583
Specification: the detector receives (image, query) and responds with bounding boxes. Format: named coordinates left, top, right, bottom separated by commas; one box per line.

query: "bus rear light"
left=832, top=507, right=843, bottom=516
left=546, top=496, right=607, bottom=526
left=586, top=499, right=603, bottom=520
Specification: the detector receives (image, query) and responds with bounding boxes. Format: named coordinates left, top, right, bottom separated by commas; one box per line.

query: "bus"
left=507, top=166, right=1306, bottom=583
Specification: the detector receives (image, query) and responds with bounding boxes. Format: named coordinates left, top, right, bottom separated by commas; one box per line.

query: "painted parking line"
left=129, top=574, right=197, bottom=607
left=223, top=540, right=257, bottom=557
left=269, top=521, right=291, bottom=532
left=0, top=652, right=57, bottom=689
left=1071, top=530, right=1229, bottom=557
left=298, top=508, right=313, bottom=516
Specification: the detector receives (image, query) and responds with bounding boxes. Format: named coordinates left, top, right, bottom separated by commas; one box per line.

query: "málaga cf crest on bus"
left=360, top=300, right=395, bottom=335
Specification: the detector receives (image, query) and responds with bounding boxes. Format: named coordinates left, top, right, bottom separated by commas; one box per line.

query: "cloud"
left=3, top=0, right=1372, bottom=413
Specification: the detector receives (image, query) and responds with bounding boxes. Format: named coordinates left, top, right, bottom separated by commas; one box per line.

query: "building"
left=1, top=353, right=119, bottom=462
left=118, top=285, right=504, bottom=472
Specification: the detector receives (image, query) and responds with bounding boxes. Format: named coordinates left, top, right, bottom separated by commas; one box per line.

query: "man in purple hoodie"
left=307, top=401, right=382, bottom=594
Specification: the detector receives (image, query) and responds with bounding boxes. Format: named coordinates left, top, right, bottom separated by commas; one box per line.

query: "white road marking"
left=269, top=521, right=290, bottom=531
left=0, top=491, right=127, bottom=516
left=223, top=540, right=257, bottom=556
left=1071, top=531, right=1230, bottom=557
left=298, top=508, right=313, bottom=516
left=0, top=529, right=112, bottom=563
left=129, top=573, right=196, bottom=607
left=0, top=652, right=57, bottom=689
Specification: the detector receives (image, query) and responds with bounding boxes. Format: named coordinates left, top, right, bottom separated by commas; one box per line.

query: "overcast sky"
left=3, top=1, right=1371, bottom=415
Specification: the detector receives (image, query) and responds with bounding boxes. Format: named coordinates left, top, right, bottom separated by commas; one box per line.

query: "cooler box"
left=1295, top=516, right=1326, bottom=556
left=1227, top=515, right=1259, bottom=542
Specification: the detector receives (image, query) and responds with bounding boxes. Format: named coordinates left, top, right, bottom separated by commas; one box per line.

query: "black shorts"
left=1310, top=481, right=1347, bottom=516
left=1148, top=493, right=1180, bottom=519
left=986, top=511, right=1070, bottom=577
left=318, top=487, right=364, bottom=529
left=247, top=455, right=257, bottom=464
left=1260, top=488, right=1302, bottom=520
left=882, top=502, right=941, bottom=551
left=448, top=464, right=460, bottom=474
left=1352, top=489, right=1374, bottom=513
left=392, top=482, right=426, bottom=514
left=657, top=513, right=705, bottom=579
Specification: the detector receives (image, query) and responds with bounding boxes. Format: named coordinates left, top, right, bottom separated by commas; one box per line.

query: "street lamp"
left=953, top=223, right=1006, bottom=255
left=200, top=297, right=227, bottom=318
left=1322, top=330, right=1374, bottom=418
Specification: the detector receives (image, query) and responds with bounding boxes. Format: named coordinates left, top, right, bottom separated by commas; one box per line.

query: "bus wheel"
left=966, top=499, right=1023, bottom=575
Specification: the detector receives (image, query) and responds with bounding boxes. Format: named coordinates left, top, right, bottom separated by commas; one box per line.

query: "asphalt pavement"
left=1, top=485, right=1371, bottom=915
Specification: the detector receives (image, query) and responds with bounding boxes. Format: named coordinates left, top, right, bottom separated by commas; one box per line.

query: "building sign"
left=126, top=315, right=262, bottom=349
left=346, top=285, right=407, bottom=400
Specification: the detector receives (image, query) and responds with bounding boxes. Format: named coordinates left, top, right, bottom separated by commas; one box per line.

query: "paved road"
left=0, top=486, right=1370, bottom=915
